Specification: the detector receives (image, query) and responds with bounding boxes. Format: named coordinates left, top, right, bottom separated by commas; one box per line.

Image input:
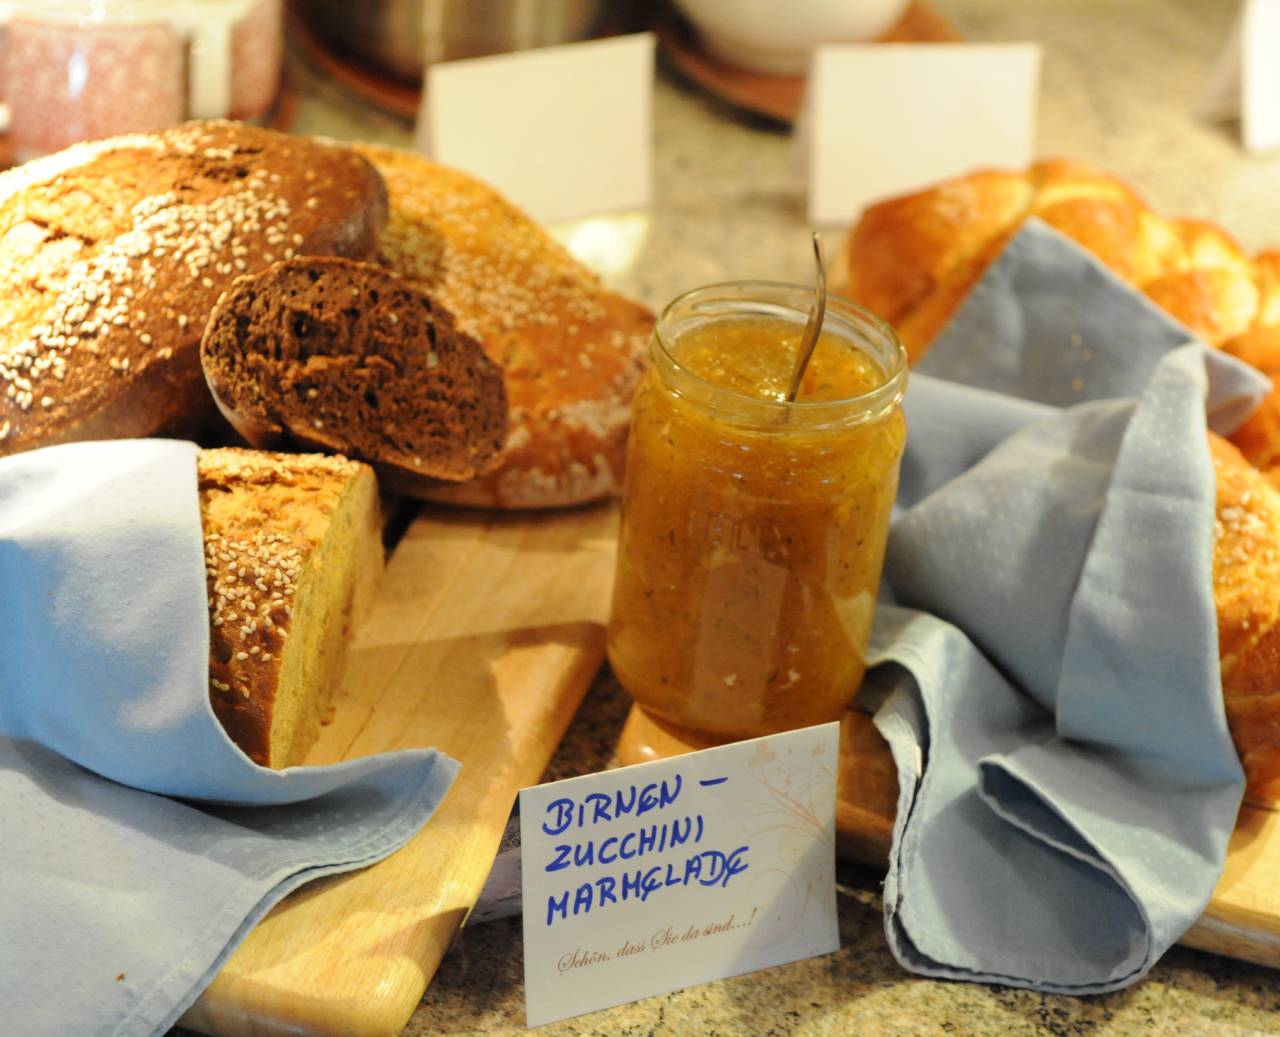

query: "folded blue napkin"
left=0, top=439, right=459, bottom=1036
left=869, top=217, right=1270, bottom=993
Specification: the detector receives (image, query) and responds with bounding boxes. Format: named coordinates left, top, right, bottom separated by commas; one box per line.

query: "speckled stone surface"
left=392, top=671, right=1280, bottom=1037
left=172, top=2, right=1280, bottom=1033
left=287, top=0, right=1280, bottom=299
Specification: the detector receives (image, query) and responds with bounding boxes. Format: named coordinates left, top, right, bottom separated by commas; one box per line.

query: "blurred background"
left=2, top=1, right=1269, bottom=308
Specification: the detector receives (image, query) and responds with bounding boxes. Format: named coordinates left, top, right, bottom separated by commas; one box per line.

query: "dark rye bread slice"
left=0, top=121, right=388, bottom=458
left=352, top=143, right=653, bottom=509
left=200, top=256, right=507, bottom=490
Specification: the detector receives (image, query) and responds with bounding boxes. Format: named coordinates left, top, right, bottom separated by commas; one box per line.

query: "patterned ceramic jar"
left=0, top=0, right=283, bottom=161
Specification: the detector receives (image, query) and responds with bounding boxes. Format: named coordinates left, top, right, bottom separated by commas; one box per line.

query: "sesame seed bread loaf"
left=351, top=143, right=653, bottom=509
left=833, top=159, right=1280, bottom=471
left=199, top=447, right=382, bottom=769
left=1211, top=434, right=1280, bottom=805
left=0, top=121, right=388, bottom=459
left=200, top=256, right=508, bottom=492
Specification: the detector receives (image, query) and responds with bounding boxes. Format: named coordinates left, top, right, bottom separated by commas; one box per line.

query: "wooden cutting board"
left=178, top=495, right=1280, bottom=1037
left=619, top=708, right=1280, bottom=971
left=179, top=502, right=619, bottom=1037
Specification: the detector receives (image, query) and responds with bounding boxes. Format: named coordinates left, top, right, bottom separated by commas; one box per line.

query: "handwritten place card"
left=519, top=723, right=839, bottom=1027
left=1198, top=0, right=1280, bottom=153
left=418, top=33, right=654, bottom=225
left=803, top=43, right=1041, bottom=225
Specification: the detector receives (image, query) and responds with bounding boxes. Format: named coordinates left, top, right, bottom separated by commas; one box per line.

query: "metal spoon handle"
left=786, top=232, right=827, bottom=402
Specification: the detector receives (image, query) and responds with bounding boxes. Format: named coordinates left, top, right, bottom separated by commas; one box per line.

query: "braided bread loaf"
left=833, top=159, right=1280, bottom=470
left=836, top=161, right=1280, bottom=804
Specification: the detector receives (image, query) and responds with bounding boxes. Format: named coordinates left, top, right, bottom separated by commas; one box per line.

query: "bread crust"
left=836, top=159, right=1280, bottom=471
left=351, top=143, right=653, bottom=509
left=1211, top=434, right=1280, bottom=804
left=198, top=447, right=380, bottom=768
left=843, top=169, right=1031, bottom=337
left=0, top=121, right=388, bottom=458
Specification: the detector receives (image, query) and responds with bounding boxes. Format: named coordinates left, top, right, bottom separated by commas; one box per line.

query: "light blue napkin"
left=869, top=217, right=1270, bottom=993
left=0, top=439, right=459, bottom=1037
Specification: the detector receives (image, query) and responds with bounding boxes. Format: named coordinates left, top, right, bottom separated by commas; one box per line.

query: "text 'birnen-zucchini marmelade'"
left=607, top=282, right=907, bottom=743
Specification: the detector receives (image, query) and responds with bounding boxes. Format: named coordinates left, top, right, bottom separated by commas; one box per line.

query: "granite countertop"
left=406, top=676, right=1280, bottom=1037
left=288, top=0, right=1280, bottom=308
left=185, top=1, right=1280, bottom=1034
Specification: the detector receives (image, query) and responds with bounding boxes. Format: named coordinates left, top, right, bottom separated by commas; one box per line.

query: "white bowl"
left=673, top=0, right=912, bottom=75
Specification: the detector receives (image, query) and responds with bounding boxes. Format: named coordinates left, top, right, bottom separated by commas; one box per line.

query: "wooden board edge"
left=180, top=639, right=601, bottom=1037
left=655, top=0, right=960, bottom=125
left=620, top=703, right=1280, bottom=971
left=180, top=503, right=616, bottom=1037
left=1182, top=913, right=1280, bottom=970
left=180, top=959, right=436, bottom=1037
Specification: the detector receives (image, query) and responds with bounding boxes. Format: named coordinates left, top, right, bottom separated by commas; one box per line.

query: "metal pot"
left=306, top=0, right=613, bottom=82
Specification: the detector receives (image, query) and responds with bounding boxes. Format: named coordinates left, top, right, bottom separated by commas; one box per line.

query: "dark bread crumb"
left=200, top=257, right=507, bottom=486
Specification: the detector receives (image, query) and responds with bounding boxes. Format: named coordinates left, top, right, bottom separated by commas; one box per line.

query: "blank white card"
left=806, top=43, right=1041, bottom=225
left=421, top=33, right=654, bottom=225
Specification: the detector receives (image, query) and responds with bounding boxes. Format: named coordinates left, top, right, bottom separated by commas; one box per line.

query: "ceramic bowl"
left=672, top=0, right=911, bottom=75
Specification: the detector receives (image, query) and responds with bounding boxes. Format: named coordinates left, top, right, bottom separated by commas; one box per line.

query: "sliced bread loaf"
left=351, top=143, right=653, bottom=508
left=0, top=121, right=388, bottom=458
left=199, top=447, right=382, bottom=769
left=200, top=256, right=507, bottom=489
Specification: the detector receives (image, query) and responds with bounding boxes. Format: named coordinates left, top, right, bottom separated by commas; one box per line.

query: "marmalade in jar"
left=606, top=282, right=907, bottom=742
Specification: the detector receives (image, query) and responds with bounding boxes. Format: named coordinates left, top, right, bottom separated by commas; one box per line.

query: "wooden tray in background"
left=180, top=502, right=619, bottom=1037
left=286, top=0, right=422, bottom=121
left=655, top=0, right=962, bottom=125
left=288, top=0, right=961, bottom=128
left=286, top=0, right=637, bottom=123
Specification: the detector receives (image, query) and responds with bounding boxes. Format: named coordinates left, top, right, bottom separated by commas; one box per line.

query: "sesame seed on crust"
left=0, top=121, right=387, bottom=458
left=198, top=447, right=368, bottom=765
left=351, top=143, right=653, bottom=509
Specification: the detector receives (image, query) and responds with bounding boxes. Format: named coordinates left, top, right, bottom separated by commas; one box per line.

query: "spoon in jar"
left=785, top=232, right=827, bottom=403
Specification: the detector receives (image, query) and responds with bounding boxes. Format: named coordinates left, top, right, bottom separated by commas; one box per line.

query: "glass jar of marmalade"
left=607, top=282, right=907, bottom=743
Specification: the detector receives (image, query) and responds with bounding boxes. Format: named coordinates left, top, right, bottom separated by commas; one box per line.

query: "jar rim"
left=651, top=280, right=908, bottom=429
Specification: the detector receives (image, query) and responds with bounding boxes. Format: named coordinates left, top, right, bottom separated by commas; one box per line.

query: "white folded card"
left=519, top=723, right=840, bottom=1027
left=1198, top=0, right=1280, bottom=153
left=418, top=33, right=654, bottom=225
left=803, top=43, right=1041, bottom=225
